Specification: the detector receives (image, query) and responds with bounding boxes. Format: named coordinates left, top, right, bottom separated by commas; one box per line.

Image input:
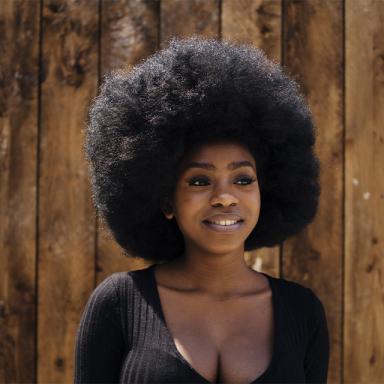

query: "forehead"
left=179, top=141, right=256, bottom=172
left=185, top=141, right=253, bottom=159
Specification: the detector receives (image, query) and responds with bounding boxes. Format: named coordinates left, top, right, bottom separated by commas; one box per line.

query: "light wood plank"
left=345, top=0, right=384, bottom=381
left=283, top=1, right=343, bottom=382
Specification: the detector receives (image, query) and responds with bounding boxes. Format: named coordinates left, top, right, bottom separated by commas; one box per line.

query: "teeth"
left=208, top=220, right=239, bottom=226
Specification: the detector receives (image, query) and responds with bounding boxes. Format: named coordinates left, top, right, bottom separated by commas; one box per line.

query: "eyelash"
left=187, top=176, right=257, bottom=187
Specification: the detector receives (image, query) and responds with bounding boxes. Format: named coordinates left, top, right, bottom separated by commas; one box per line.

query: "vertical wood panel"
left=282, top=1, right=343, bottom=383
left=222, top=0, right=281, bottom=60
left=0, top=1, right=383, bottom=382
left=39, top=0, right=98, bottom=381
left=161, top=0, right=220, bottom=48
left=0, top=1, right=40, bottom=382
left=221, top=0, right=282, bottom=278
left=345, top=0, right=384, bottom=381
left=100, top=0, right=160, bottom=73
left=98, top=0, right=161, bottom=279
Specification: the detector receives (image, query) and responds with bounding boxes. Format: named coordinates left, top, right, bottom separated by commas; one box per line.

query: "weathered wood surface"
left=1, top=0, right=382, bottom=382
left=282, top=1, right=343, bottom=383
left=0, top=0, right=40, bottom=382
left=38, top=0, right=98, bottom=382
left=345, top=0, right=384, bottom=381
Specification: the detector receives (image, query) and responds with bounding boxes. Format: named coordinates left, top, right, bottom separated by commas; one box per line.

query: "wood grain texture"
left=101, top=0, right=160, bottom=73
left=0, top=0, right=40, bottom=382
left=222, top=0, right=281, bottom=58
left=161, top=0, right=219, bottom=49
left=345, top=0, right=384, bottom=381
left=98, top=0, right=161, bottom=278
left=1, top=1, right=383, bottom=382
left=222, top=0, right=282, bottom=279
left=282, top=1, right=343, bottom=383
left=38, top=0, right=98, bottom=381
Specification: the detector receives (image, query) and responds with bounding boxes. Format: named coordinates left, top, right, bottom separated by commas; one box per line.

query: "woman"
left=74, top=36, right=330, bottom=383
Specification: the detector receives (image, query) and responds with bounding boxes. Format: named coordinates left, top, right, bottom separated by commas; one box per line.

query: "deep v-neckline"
left=148, top=264, right=279, bottom=384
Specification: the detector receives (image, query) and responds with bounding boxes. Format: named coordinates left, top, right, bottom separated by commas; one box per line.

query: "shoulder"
left=270, top=275, right=326, bottom=323
left=111, top=266, right=152, bottom=288
left=83, top=270, right=140, bottom=312
left=87, top=274, right=118, bottom=302
left=82, top=274, right=121, bottom=317
left=81, top=269, right=147, bottom=321
left=108, top=266, right=154, bottom=301
left=78, top=274, right=124, bottom=332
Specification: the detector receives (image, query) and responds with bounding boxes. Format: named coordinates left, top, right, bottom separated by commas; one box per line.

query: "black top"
left=74, top=264, right=330, bottom=383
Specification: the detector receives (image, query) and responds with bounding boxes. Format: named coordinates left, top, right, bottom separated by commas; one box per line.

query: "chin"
left=198, top=243, right=246, bottom=255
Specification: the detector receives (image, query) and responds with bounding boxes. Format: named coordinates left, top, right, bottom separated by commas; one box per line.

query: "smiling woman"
left=163, top=142, right=261, bottom=257
left=74, top=36, right=329, bottom=383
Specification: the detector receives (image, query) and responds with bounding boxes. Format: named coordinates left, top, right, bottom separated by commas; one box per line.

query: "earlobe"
left=161, top=197, right=174, bottom=220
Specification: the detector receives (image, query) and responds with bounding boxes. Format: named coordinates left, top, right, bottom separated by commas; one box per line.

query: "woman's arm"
left=304, top=289, right=330, bottom=383
left=74, top=274, right=126, bottom=383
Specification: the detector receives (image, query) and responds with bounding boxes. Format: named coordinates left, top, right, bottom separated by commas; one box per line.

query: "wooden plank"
left=222, top=0, right=281, bottom=59
left=282, top=1, right=343, bottom=382
left=221, top=0, right=282, bottom=278
left=161, top=0, right=219, bottom=48
left=98, top=0, right=161, bottom=277
left=101, top=0, right=160, bottom=73
left=0, top=0, right=40, bottom=382
left=345, top=0, right=384, bottom=381
left=38, top=0, right=98, bottom=381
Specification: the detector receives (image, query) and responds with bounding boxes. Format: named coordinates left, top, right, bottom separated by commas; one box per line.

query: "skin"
left=159, top=140, right=264, bottom=300
left=156, top=141, right=273, bottom=383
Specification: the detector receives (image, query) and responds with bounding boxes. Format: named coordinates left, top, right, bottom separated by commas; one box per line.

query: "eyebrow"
left=182, top=160, right=256, bottom=172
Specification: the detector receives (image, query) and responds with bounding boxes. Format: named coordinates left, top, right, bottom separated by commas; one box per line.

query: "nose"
left=210, top=192, right=239, bottom=207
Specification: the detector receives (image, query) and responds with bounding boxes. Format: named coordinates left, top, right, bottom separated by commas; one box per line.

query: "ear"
left=161, top=196, right=174, bottom=220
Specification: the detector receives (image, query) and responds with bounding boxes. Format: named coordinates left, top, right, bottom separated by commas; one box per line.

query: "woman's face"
left=165, top=141, right=261, bottom=254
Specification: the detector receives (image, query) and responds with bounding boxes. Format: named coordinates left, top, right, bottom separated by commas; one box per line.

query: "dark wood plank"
left=0, top=0, right=40, bottom=382
left=39, top=0, right=98, bottom=381
left=282, top=1, right=343, bottom=383
left=345, top=0, right=384, bottom=381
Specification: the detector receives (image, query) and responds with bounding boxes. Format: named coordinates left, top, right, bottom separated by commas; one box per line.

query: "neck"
left=157, top=246, right=260, bottom=299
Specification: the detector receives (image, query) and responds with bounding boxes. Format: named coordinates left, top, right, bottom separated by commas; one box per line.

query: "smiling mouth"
left=203, top=219, right=243, bottom=225
left=202, top=219, right=244, bottom=232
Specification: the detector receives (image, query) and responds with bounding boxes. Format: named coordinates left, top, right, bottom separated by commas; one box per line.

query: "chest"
left=157, top=285, right=274, bottom=384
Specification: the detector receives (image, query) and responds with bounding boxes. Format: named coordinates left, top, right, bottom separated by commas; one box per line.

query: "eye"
left=187, top=175, right=256, bottom=186
left=235, top=176, right=257, bottom=185
left=188, top=176, right=209, bottom=186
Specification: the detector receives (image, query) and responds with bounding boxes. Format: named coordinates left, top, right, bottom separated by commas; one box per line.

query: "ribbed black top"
left=74, top=265, right=329, bottom=383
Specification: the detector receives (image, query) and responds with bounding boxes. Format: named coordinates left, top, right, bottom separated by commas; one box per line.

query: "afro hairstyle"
left=84, top=36, right=321, bottom=264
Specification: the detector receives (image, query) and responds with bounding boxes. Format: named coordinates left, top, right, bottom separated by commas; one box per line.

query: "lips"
left=202, top=214, right=244, bottom=233
left=203, top=214, right=243, bottom=224
left=202, top=220, right=244, bottom=232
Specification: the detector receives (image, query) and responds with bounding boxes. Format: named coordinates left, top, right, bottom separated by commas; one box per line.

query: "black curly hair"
left=84, top=36, right=321, bottom=263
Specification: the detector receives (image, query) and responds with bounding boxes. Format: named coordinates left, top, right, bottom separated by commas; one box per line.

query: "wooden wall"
left=0, top=0, right=383, bottom=382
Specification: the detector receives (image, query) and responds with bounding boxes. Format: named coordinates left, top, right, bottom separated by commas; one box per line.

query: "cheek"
left=174, top=190, right=205, bottom=215
left=172, top=193, right=207, bottom=235
left=242, top=190, right=261, bottom=214
left=252, top=188, right=261, bottom=203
